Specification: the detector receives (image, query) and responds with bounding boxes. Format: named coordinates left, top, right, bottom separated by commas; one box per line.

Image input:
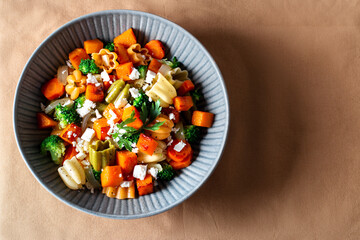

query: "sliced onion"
left=44, top=97, right=71, bottom=114
left=174, top=121, right=185, bottom=140
left=158, top=64, right=172, bottom=76
left=57, top=65, right=68, bottom=85
left=81, top=112, right=92, bottom=133
left=83, top=166, right=101, bottom=189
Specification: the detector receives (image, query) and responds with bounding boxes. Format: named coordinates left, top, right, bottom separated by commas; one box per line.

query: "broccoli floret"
left=104, top=42, right=115, bottom=52
left=132, top=90, right=150, bottom=109
left=92, top=168, right=101, bottom=181
left=137, top=65, right=148, bottom=79
left=41, top=135, right=66, bottom=164
left=158, top=164, right=175, bottom=181
left=54, top=104, right=81, bottom=129
left=190, top=88, right=203, bottom=106
left=162, top=56, right=181, bottom=68
left=184, top=125, right=201, bottom=143
left=78, top=59, right=100, bottom=75
left=74, top=94, right=86, bottom=108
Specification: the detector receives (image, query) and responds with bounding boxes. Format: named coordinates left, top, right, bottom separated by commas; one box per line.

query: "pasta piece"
left=146, top=73, right=177, bottom=107
left=62, top=157, right=86, bottom=185
left=116, top=184, right=135, bottom=199
left=165, top=67, right=190, bottom=89
left=127, top=44, right=151, bottom=66
left=92, top=49, right=119, bottom=73
left=145, top=115, right=174, bottom=140
left=102, top=184, right=135, bottom=199
left=102, top=186, right=118, bottom=198
left=58, top=167, right=82, bottom=190
left=58, top=157, right=85, bottom=190
left=137, top=141, right=167, bottom=163
left=65, top=70, right=86, bottom=100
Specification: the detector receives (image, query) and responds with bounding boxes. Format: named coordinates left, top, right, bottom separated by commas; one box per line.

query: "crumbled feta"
left=66, top=93, right=69, bottom=97
left=131, top=142, right=137, bottom=148
left=40, top=103, right=46, bottom=111
left=75, top=138, right=90, bottom=153
left=129, top=68, right=140, bottom=80
left=95, top=109, right=102, bottom=119
left=72, top=141, right=76, bottom=147
left=67, top=131, right=73, bottom=138
left=133, top=165, right=147, bottom=180
left=101, top=70, right=110, bottom=82
left=90, top=117, right=97, bottom=122
left=114, top=98, right=128, bottom=108
left=148, top=167, right=159, bottom=179
left=76, top=152, right=87, bottom=160
left=124, top=103, right=132, bottom=109
left=105, top=136, right=110, bottom=140
left=131, top=147, right=139, bottom=153
left=148, top=96, right=153, bottom=102
left=145, top=70, right=156, bottom=84
left=81, top=128, right=95, bottom=142
left=172, top=127, right=180, bottom=133
left=129, top=87, right=140, bottom=98
left=167, top=139, right=173, bottom=146
left=174, top=141, right=186, bottom=152
left=76, top=99, right=96, bottom=117
left=86, top=73, right=98, bottom=85
left=169, top=113, right=175, bottom=120
left=95, top=82, right=101, bottom=87
left=120, top=181, right=133, bottom=188
left=72, top=133, right=77, bottom=137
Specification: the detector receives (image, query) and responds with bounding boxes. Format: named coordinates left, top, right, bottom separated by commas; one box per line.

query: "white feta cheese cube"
left=174, top=141, right=186, bottom=152
left=95, top=109, right=102, bottom=119
left=129, top=68, right=140, bottom=80
left=148, top=167, right=159, bottom=179
left=129, top=87, right=140, bottom=98
left=101, top=70, right=110, bottom=82
left=133, top=165, right=147, bottom=180
left=145, top=70, right=156, bottom=84
left=81, top=128, right=95, bottom=142
left=169, top=113, right=175, bottom=120
left=114, top=98, right=128, bottom=108
left=86, top=73, right=98, bottom=84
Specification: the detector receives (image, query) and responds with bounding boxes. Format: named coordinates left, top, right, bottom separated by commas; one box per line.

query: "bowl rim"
left=13, top=9, right=230, bottom=219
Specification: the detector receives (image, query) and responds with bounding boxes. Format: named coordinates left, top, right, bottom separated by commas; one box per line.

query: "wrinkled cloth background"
left=2, top=0, right=360, bottom=239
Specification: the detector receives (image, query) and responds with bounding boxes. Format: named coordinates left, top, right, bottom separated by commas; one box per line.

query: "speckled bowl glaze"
left=13, top=10, right=229, bottom=219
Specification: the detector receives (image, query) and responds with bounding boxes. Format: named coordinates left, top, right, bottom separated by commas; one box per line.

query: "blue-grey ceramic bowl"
left=13, top=10, right=229, bottom=219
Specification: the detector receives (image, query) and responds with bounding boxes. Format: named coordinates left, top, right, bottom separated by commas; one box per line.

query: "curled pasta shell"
left=146, top=73, right=177, bottom=107
left=58, top=167, right=82, bottom=190
left=127, top=43, right=151, bottom=65
left=63, top=157, right=86, bottom=185
left=137, top=151, right=166, bottom=163
left=145, top=115, right=174, bottom=140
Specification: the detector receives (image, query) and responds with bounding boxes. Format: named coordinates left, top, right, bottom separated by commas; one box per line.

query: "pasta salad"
left=38, top=28, right=214, bottom=199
